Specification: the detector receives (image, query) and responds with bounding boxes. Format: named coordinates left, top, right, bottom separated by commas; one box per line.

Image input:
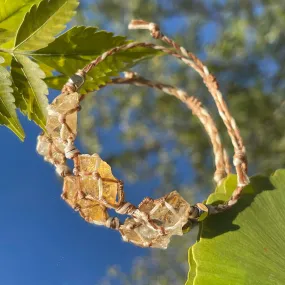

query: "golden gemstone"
left=62, top=175, right=109, bottom=225
left=119, top=191, right=190, bottom=248
left=46, top=92, right=79, bottom=141
left=78, top=200, right=109, bottom=225
left=36, top=134, right=65, bottom=165
left=119, top=218, right=170, bottom=249
left=78, top=154, right=119, bottom=206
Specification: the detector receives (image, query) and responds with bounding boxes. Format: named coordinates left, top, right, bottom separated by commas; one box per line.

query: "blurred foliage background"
left=74, top=1, right=285, bottom=284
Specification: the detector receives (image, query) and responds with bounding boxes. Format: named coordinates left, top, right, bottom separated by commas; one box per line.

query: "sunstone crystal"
left=36, top=134, right=50, bottom=157
left=120, top=218, right=170, bottom=249
left=62, top=175, right=109, bottom=225
left=62, top=175, right=80, bottom=208
left=139, top=191, right=190, bottom=236
left=36, top=134, right=65, bottom=164
left=78, top=199, right=109, bottom=225
left=119, top=191, right=190, bottom=248
left=78, top=154, right=119, bottom=206
left=46, top=92, right=79, bottom=141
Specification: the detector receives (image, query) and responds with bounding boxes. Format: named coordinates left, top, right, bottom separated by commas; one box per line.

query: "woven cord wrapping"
left=36, top=20, right=249, bottom=249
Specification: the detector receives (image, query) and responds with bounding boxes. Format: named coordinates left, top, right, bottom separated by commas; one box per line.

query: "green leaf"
left=0, top=28, right=12, bottom=45
left=0, top=0, right=42, bottom=46
left=14, top=0, right=79, bottom=51
left=186, top=171, right=285, bottom=285
left=33, top=26, right=160, bottom=93
left=11, top=54, right=48, bottom=129
left=34, top=26, right=126, bottom=75
left=0, top=51, right=12, bottom=67
left=44, top=74, right=67, bottom=90
left=0, top=66, right=24, bottom=140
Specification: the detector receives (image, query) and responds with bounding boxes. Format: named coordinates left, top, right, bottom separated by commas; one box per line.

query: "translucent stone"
left=62, top=175, right=109, bottom=225
left=36, top=134, right=50, bottom=157
left=139, top=191, right=190, bottom=236
left=78, top=154, right=119, bottom=206
left=36, top=134, right=65, bottom=165
left=78, top=200, right=109, bottom=225
left=78, top=154, right=101, bottom=173
left=119, top=218, right=151, bottom=247
left=119, top=191, right=190, bottom=248
left=120, top=218, right=169, bottom=249
left=46, top=92, right=79, bottom=140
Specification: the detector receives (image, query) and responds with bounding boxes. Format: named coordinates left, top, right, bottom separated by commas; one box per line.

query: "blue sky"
left=0, top=109, right=154, bottom=284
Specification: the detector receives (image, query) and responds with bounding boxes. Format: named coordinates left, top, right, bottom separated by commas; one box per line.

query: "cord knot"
left=233, top=150, right=246, bottom=167
left=124, top=71, right=138, bottom=79
left=214, top=169, right=227, bottom=185
left=128, top=19, right=161, bottom=38
left=148, top=22, right=161, bottom=39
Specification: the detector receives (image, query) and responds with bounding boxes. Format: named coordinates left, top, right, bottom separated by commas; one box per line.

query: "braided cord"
left=128, top=19, right=250, bottom=213
left=108, top=72, right=230, bottom=184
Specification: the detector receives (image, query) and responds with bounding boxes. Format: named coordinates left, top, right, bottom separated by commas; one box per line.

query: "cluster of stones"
left=36, top=91, right=196, bottom=249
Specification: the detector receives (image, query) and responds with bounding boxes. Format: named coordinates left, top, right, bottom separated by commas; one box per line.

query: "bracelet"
left=36, top=20, right=249, bottom=249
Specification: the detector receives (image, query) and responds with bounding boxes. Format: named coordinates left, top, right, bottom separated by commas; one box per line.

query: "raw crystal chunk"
left=46, top=92, right=79, bottom=142
left=120, top=218, right=170, bottom=249
left=78, top=154, right=119, bottom=206
left=62, top=175, right=80, bottom=208
left=62, top=175, right=109, bottom=225
left=36, top=134, right=50, bottom=157
left=78, top=200, right=109, bottom=225
left=36, top=134, right=65, bottom=165
left=119, top=191, right=190, bottom=249
left=140, top=191, right=190, bottom=236
left=79, top=154, right=101, bottom=173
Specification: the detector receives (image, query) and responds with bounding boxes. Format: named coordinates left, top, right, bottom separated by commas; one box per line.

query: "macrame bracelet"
left=36, top=20, right=249, bottom=249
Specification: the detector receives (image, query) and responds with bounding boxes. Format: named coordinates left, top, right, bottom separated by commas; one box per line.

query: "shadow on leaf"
left=200, top=175, right=275, bottom=239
